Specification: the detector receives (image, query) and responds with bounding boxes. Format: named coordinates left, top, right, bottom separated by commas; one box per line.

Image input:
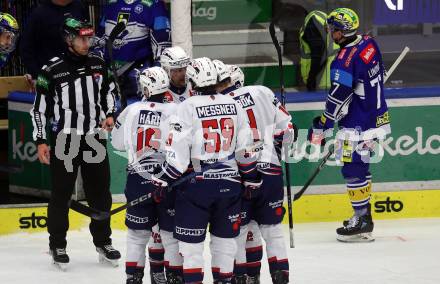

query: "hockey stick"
left=107, top=22, right=127, bottom=109
left=70, top=142, right=264, bottom=221
left=269, top=21, right=295, bottom=248
left=293, top=46, right=410, bottom=202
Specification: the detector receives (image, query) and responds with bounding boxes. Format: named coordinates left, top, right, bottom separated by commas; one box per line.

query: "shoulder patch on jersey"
left=360, top=43, right=376, bottom=64
left=141, top=0, right=153, bottom=7
left=36, top=75, right=50, bottom=90
left=344, top=47, right=358, bottom=67
left=338, top=48, right=347, bottom=60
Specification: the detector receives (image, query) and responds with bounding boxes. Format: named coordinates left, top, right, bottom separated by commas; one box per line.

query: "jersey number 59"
left=202, top=118, right=235, bottom=153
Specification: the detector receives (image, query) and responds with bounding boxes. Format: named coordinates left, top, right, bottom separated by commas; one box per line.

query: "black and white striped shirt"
left=30, top=52, right=117, bottom=144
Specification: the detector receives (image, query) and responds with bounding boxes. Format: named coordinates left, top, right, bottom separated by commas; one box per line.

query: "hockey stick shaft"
left=73, top=142, right=264, bottom=220
left=107, top=22, right=126, bottom=110
left=293, top=46, right=410, bottom=202
left=384, top=46, right=409, bottom=83
left=269, top=21, right=294, bottom=248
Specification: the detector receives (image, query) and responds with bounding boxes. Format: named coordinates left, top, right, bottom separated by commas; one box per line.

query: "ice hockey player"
left=144, top=45, right=193, bottom=284
left=308, top=8, right=391, bottom=242
left=0, top=12, right=19, bottom=68
left=161, top=46, right=193, bottom=102
left=151, top=57, right=260, bottom=283
left=145, top=45, right=196, bottom=283
left=213, top=60, right=294, bottom=283
left=111, top=66, right=178, bottom=284
left=100, top=0, right=171, bottom=98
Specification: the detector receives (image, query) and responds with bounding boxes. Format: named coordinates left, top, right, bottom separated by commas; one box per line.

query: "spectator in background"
left=0, top=12, right=19, bottom=68
left=299, top=10, right=339, bottom=91
left=20, top=0, right=89, bottom=86
left=99, top=0, right=171, bottom=100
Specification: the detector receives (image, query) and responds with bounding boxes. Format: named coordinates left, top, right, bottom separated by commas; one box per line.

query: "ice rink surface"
left=1, top=218, right=439, bottom=284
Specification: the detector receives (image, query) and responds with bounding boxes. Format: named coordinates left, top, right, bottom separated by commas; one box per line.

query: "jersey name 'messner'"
left=196, top=104, right=237, bottom=118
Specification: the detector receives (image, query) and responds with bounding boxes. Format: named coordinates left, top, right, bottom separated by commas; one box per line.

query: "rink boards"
left=1, top=188, right=440, bottom=235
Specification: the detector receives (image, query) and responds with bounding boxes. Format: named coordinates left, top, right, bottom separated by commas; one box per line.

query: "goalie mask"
left=0, top=13, right=19, bottom=54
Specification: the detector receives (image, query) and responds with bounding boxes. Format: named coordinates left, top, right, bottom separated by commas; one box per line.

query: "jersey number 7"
left=202, top=118, right=234, bottom=153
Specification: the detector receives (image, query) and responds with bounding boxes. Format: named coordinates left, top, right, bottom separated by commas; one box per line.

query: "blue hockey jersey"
left=101, top=0, right=171, bottom=63
left=320, top=35, right=391, bottom=138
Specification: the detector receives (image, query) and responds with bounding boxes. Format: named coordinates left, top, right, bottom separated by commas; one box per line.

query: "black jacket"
left=31, top=51, right=116, bottom=144
left=20, top=0, right=89, bottom=78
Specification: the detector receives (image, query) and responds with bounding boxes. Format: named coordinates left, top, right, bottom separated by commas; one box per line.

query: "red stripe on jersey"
left=246, top=245, right=263, bottom=253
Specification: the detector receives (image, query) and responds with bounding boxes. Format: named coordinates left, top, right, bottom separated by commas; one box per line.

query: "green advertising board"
left=191, top=0, right=272, bottom=26
left=285, top=98, right=440, bottom=192
left=8, top=92, right=440, bottom=199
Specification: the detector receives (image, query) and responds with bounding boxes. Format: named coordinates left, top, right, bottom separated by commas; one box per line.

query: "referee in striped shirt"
left=30, top=18, right=120, bottom=265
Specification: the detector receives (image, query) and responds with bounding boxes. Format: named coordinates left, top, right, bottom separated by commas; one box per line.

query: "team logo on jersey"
left=117, top=12, right=130, bottom=24
left=233, top=93, right=255, bottom=108
left=360, top=43, right=377, bottom=64
left=138, top=110, right=162, bottom=126
left=135, top=4, right=144, bottom=14
left=179, top=96, right=185, bottom=102
left=93, top=73, right=102, bottom=84
left=195, top=104, right=237, bottom=118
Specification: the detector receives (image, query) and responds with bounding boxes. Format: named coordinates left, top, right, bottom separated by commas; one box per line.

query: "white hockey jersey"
left=162, top=93, right=256, bottom=182
left=111, top=100, right=177, bottom=175
left=223, top=85, right=292, bottom=175
left=165, top=84, right=193, bottom=104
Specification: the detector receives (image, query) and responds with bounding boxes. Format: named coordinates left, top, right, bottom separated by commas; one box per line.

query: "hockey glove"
left=308, top=116, right=326, bottom=146
left=243, top=179, right=263, bottom=200
left=151, top=175, right=169, bottom=203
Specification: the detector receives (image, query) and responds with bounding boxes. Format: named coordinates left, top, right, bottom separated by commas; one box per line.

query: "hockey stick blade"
left=109, top=22, right=126, bottom=42
left=68, top=200, right=110, bottom=220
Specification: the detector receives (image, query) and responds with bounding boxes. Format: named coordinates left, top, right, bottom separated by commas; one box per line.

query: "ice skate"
left=150, top=271, right=166, bottom=284
left=247, top=274, right=260, bottom=284
left=96, top=244, right=121, bottom=267
left=166, top=271, right=184, bottom=284
left=337, top=214, right=375, bottom=242
left=49, top=248, right=69, bottom=271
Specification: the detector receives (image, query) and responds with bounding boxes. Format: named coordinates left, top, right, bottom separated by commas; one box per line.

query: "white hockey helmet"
left=212, top=59, right=231, bottom=83
left=160, top=46, right=191, bottom=71
left=229, top=65, right=245, bottom=88
left=186, top=57, right=218, bottom=88
left=139, top=67, right=170, bottom=97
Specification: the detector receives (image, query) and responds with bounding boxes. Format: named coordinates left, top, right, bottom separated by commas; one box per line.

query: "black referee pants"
left=48, top=132, right=112, bottom=249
